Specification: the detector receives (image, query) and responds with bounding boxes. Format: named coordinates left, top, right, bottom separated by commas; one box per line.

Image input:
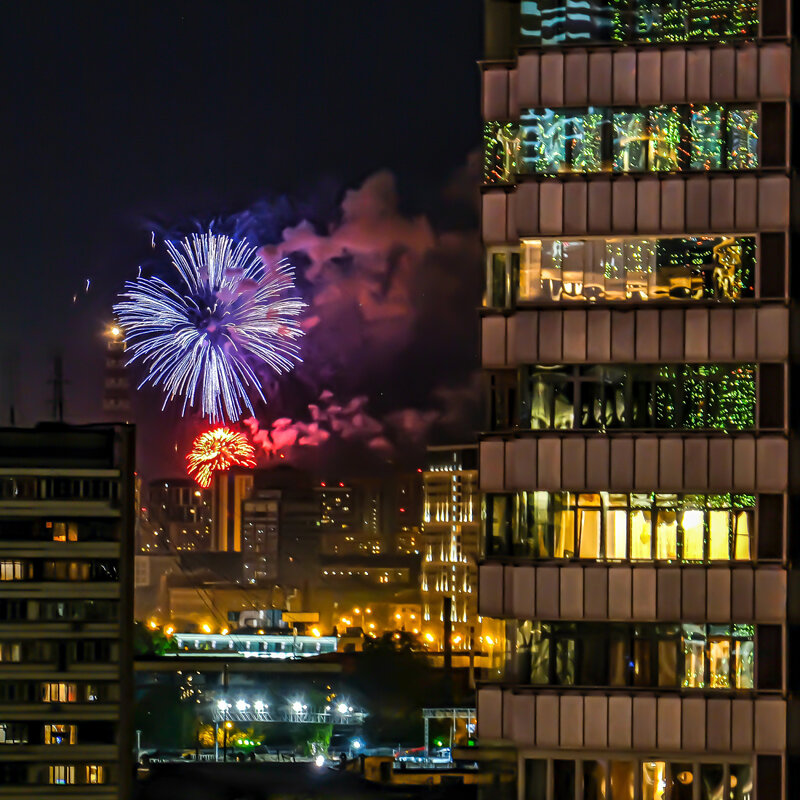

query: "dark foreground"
left=136, top=762, right=480, bottom=800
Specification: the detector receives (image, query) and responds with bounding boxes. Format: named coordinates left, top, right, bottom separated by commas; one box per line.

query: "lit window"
left=44, top=724, right=77, bottom=745
left=49, top=765, right=76, bottom=785
left=50, top=522, right=79, bottom=542
left=0, top=561, right=24, bottom=581
left=85, top=765, right=105, bottom=784
left=41, top=683, right=77, bottom=703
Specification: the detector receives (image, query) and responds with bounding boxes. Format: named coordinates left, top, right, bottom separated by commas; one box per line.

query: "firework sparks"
left=186, top=427, right=257, bottom=488
left=114, top=232, right=305, bottom=421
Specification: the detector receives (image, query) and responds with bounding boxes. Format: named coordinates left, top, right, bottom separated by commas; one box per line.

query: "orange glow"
left=186, top=427, right=256, bottom=488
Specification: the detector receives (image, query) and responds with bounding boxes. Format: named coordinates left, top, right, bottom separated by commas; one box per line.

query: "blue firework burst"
left=114, top=232, right=305, bottom=422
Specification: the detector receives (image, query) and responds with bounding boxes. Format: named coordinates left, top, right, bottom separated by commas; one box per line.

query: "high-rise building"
left=421, top=445, right=480, bottom=646
left=147, top=478, right=211, bottom=552
left=0, top=423, right=134, bottom=798
left=478, top=2, right=791, bottom=797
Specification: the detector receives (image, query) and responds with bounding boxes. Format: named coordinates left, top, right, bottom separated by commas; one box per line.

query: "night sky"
left=0, top=2, right=484, bottom=477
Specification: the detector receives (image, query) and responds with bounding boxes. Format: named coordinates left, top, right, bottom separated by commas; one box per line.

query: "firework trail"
left=186, top=427, right=257, bottom=488
left=114, top=232, right=305, bottom=421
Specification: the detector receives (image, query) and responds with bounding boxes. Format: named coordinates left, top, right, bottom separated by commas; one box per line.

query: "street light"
left=337, top=703, right=348, bottom=715
left=292, top=701, right=303, bottom=713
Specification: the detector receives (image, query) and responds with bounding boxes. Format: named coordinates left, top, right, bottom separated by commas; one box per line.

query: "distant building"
left=0, top=423, right=134, bottom=797
left=102, top=324, right=130, bottom=420
left=421, top=445, right=481, bottom=646
left=147, top=478, right=211, bottom=552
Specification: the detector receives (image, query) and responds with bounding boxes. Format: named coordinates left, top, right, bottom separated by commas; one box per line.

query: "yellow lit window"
left=655, top=510, right=678, bottom=561
left=708, top=510, right=730, bottom=561
left=0, top=560, right=24, bottom=581
left=49, top=765, right=76, bottom=785
left=50, top=522, right=78, bottom=542
left=41, top=683, right=77, bottom=703
left=708, top=638, right=731, bottom=689
left=734, top=511, right=752, bottom=560
left=85, top=765, right=105, bottom=784
left=44, top=724, right=76, bottom=745
left=630, top=509, right=652, bottom=560
left=681, top=508, right=705, bottom=561
left=641, top=761, right=666, bottom=800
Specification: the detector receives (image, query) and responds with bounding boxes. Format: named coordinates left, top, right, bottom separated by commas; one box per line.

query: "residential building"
left=147, top=478, right=211, bottom=552
left=477, top=2, right=791, bottom=798
left=0, top=423, right=134, bottom=798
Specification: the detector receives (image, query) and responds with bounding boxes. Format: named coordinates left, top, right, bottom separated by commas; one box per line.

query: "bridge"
left=211, top=699, right=367, bottom=726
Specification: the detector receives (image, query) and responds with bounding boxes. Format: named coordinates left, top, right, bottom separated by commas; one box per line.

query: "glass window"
left=699, top=764, right=725, bottom=800
left=648, top=107, right=682, bottom=171
left=524, top=759, right=547, bottom=799
left=554, top=760, right=576, bottom=800
left=555, top=635, right=576, bottom=685
left=44, top=724, right=76, bottom=745
left=707, top=510, right=730, bottom=560
left=708, top=626, right=732, bottom=688
left=49, top=765, right=76, bottom=785
left=655, top=509, right=678, bottom=561
left=570, top=110, right=606, bottom=172
left=530, top=624, right=550, bottom=684
left=730, top=764, right=753, bottom=800
left=86, top=765, right=105, bottom=784
left=609, top=635, right=629, bottom=686
left=690, top=105, right=723, bottom=169
left=680, top=507, right=705, bottom=561
left=584, top=760, right=608, bottom=800
left=484, top=122, right=521, bottom=184
left=613, top=112, right=647, bottom=171
left=605, top=499, right=628, bottom=559
left=682, top=625, right=706, bottom=688
left=669, top=764, right=694, bottom=800
left=577, top=495, right=602, bottom=559
left=732, top=625, right=755, bottom=689
left=610, top=762, right=635, bottom=800
left=518, top=240, right=542, bottom=301
left=49, top=522, right=78, bottom=542
left=41, top=683, right=77, bottom=703
left=657, top=638, right=678, bottom=687
left=632, top=636, right=652, bottom=687
left=727, top=109, right=758, bottom=169
left=641, top=761, right=666, bottom=800
left=733, top=510, right=752, bottom=560
left=0, top=561, right=24, bottom=581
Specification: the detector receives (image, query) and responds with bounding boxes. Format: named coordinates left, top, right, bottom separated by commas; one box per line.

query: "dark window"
left=758, top=234, right=786, bottom=298
left=757, top=625, right=782, bottom=690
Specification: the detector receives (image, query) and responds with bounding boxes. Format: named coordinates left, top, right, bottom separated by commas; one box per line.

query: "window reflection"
left=513, top=105, right=758, bottom=177
left=486, top=491, right=755, bottom=564
left=500, top=621, right=755, bottom=690
left=641, top=761, right=666, bottom=800
left=520, top=0, right=758, bottom=46
left=499, top=235, right=756, bottom=308
left=518, top=364, right=757, bottom=433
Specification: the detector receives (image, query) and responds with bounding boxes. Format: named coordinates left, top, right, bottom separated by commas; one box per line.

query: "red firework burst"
left=187, top=427, right=257, bottom=488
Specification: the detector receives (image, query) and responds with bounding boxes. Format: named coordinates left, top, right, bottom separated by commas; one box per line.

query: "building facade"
left=0, top=424, right=134, bottom=798
left=147, top=478, right=211, bottom=553
left=477, top=2, right=792, bottom=798
left=422, top=445, right=481, bottom=647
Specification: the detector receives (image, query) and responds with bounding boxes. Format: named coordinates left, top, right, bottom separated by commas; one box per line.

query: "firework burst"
left=187, top=427, right=257, bottom=488
left=114, top=232, right=305, bottom=422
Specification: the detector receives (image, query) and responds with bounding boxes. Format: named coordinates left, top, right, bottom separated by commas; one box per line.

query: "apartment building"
left=0, top=423, right=134, bottom=798
left=477, top=1, right=792, bottom=797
